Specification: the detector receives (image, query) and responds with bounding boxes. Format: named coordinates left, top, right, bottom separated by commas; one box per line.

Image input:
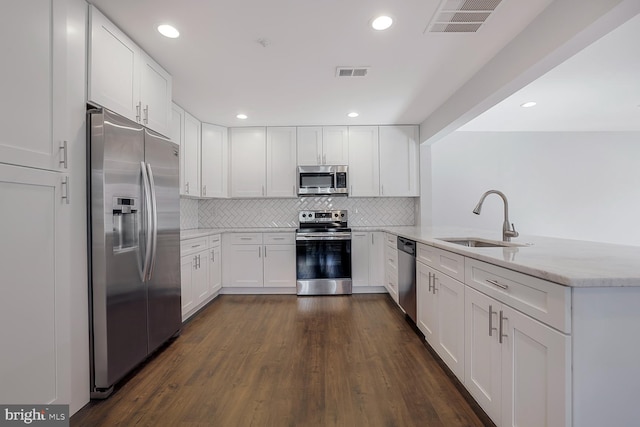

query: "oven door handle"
left=296, top=232, right=352, bottom=241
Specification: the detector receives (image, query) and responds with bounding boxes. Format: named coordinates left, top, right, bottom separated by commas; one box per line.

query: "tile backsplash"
left=180, top=198, right=199, bottom=230
left=197, top=197, right=417, bottom=228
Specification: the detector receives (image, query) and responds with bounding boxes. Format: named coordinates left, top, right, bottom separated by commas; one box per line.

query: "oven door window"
left=296, top=239, right=351, bottom=280
left=300, top=173, right=334, bottom=189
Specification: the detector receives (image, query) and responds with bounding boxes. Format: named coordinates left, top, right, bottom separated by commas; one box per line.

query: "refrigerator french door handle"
left=146, top=163, right=159, bottom=280
left=140, top=162, right=153, bottom=282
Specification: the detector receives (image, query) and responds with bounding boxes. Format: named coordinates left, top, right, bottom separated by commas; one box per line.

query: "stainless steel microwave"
left=297, top=165, right=348, bottom=196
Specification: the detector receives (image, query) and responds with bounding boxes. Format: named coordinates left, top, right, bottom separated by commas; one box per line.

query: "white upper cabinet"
left=171, top=103, right=185, bottom=193
left=0, top=0, right=67, bottom=171
left=266, top=127, right=297, bottom=198
left=297, top=126, right=348, bottom=165
left=88, top=6, right=172, bottom=137
left=322, top=126, right=349, bottom=165
left=379, top=125, right=419, bottom=196
left=348, top=126, right=380, bottom=197
left=182, top=112, right=201, bottom=197
left=230, top=128, right=267, bottom=198
left=201, top=123, right=228, bottom=198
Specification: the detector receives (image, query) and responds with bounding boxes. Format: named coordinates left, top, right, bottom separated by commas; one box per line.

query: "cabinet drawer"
left=181, top=237, right=208, bottom=256
left=208, top=234, right=221, bottom=247
left=418, top=243, right=465, bottom=282
left=465, top=258, right=570, bottom=333
left=384, top=245, right=398, bottom=267
left=226, top=233, right=263, bottom=245
left=264, top=232, right=294, bottom=245
left=384, top=233, right=396, bottom=246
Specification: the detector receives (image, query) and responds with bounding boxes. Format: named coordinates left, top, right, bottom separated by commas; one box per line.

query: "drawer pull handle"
left=240, top=237, right=252, bottom=241
left=499, top=310, right=508, bottom=344
left=486, top=279, right=508, bottom=290
left=191, top=244, right=201, bottom=248
left=489, top=305, right=497, bottom=337
left=272, top=237, right=285, bottom=240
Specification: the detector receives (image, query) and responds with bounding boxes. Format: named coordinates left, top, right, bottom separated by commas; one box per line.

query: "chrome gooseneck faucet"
left=473, top=190, right=519, bottom=242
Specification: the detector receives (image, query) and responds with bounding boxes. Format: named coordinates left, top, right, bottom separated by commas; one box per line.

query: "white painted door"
left=88, top=5, right=140, bottom=124
left=0, top=0, right=67, bottom=171
left=322, top=126, right=349, bottom=165
left=263, top=244, right=296, bottom=287
left=180, top=255, right=195, bottom=319
left=266, top=127, right=297, bottom=197
left=230, top=128, right=267, bottom=198
left=226, top=245, right=264, bottom=287
left=501, top=305, right=571, bottom=427
left=182, top=112, right=201, bottom=196
left=368, top=232, right=384, bottom=286
left=193, top=251, right=210, bottom=304
left=416, top=262, right=437, bottom=342
left=351, top=232, right=370, bottom=287
left=201, top=123, right=228, bottom=198
left=434, top=273, right=466, bottom=381
left=209, top=245, right=222, bottom=294
left=0, top=165, right=70, bottom=404
left=296, top=127, right=322, bottom=165
left=464, top=286, right=502, bottom=423
left=348, top=126, right=380, bottom=197
left=139, top=52, right=172, bottom=137
left=379, top=125, right=419, bottom=196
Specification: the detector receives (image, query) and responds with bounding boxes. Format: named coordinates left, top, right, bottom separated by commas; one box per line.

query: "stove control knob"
left=334, top=213, right=338, bottom=218
left=341, top=213, right=345, bottom=217
left=302, top=214, right=306, bottom=218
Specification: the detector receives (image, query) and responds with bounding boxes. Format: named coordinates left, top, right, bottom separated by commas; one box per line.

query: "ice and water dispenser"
left=112, top=197, right=138, bottom=252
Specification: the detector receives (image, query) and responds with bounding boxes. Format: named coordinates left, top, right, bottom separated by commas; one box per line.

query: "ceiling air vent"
left=336, top=67, right=370, bottom=77
left=426, top=0, right=503, bottom=33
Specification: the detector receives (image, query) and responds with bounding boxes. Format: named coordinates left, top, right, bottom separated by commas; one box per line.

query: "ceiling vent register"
left=426, top=0, right=503, bottom=33
left=336, top=67, right=370, bottom=77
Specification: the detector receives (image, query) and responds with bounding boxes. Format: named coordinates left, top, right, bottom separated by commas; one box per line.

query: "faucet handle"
left=509, top=223, right=519, bottom=238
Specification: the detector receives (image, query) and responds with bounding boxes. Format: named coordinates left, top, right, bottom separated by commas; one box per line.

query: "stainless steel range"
left=296, top=210, right=352, bottom=295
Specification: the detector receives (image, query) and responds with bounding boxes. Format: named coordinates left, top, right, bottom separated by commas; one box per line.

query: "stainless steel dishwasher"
left=397, top=237, right=417, bottom=323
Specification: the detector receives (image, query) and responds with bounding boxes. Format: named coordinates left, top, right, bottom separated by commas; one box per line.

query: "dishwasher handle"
left=397, top=237, right=416, bottom=256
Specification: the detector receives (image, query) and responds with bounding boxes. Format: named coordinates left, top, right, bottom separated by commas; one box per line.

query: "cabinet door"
left=379, top=125, right=419, bottom=196
left=0, top=165, right=70, bottom=405
left=368, top=232, right=384, bottom=286
left=88, top=5, right=139, bottom=124
left=230, top=128, right=267, bottom=197
left=501, top=306, right=571, bottom=427
left=417, top=262, right=437, bottom=342
left=226, top=245, right=263, bottom=287
left=434, top=273, right=465, bottom=381
left=182, top=112, right=201, bottom=196
left=322, top=126, right=349, bottom=165
left=193, top=252, right=210, bottom=304
left=464, top=287, right=502, bottom=422
left=351, top=232, right=370, bottom=287
left=263, top=244, right=296, bottom=287
left=348, top=126, right=379, bottom=197
left=139, top=52, right=172, bottom=137
left=171, top=103, right=185, bottom=193
left=266, top=127, right=297, bottom=198
left=209, top=245, right=222, bottom=294
left=201, top=123, right=228, bottom=198
left=180, top=255, right=195, bottom=318
left=0, top=0, right=66, bottom=171
left=296, top=127, right=322, bottom=165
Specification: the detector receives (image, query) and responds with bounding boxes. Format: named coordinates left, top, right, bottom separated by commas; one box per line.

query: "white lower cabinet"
left=464, top=286, right=570, bottom=427
left=223, top=233, right=295, bottom=289
left=417, top=261, right=465, bottom=381
left=180, top=234, right=221, bottom=321
left=208, top=235, right=222, bottom=294
left=352, top=232, right=384, bottom=288
left=383, top=233, right=399, bottom=302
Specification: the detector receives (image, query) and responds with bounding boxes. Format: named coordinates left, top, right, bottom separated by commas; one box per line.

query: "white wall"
left=430, top=131, right=640, bottom=246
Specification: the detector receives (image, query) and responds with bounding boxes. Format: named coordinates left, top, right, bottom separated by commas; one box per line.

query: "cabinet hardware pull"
left=258, top=247, right=261, bottom=258
left=143, top=105, right=149, bottom=124
left=59, top=140, right=68, bottom=169
left=191, top=244, right=201, bottom=248
left=240, top=237, right=252, bottom=241
left=489, top=305, right=497, bottom=337
left=428, top=272, right=433, bottom=293
left=323, top=154, right=326, bottom=164
left=61, top=176, right=70, bottom=204
left=264, top=246, right=267, bottom=257
left=186, top=182, right=190, bottom=194
left=262, top=185, right=265, bottom=196
left=273, top=237, right=285, bottom=240
left=293, top=184, right=295, bottom=194
left=432, top=275, right=437, bottom=294
left=499, top=310, right=508, bottom=344
left=136, top=102, right=141, bottom=122
left=203, top=185, right=207, bottom=196
left=487, top=279, right=508, bottom=290
left=371, top=234, right=374, bottom=245
left=317, top=154, right=321, bottom=165
left=381, top=184, right=384, bottom=195
left=211, top=250, right=214, bottom=262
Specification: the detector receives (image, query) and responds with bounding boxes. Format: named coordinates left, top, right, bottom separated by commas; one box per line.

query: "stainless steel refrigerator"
left=88, top=108, right=181, bottom=398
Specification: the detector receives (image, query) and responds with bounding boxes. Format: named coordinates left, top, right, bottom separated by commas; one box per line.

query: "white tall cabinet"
left=266, top=127, right=297, bottom=198
left=0, top=0, right=75, bottom=407
left=201, top=123, right=229, bottom=198
left=182, top=112, right=201, bottom=197
left=348, top=127, right=380, bottom=197
left=379, top=126, right=419, bottom=197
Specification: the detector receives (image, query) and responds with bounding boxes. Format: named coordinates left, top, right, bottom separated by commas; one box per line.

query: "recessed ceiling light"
left=347, top=112, right=359, bottom=118
left=157, top=24, right=180, bottom=39
left=371, top=16, right=393, bottom=31
left=236, top=114, right=248, bottom=120
left=520, top=101, right=537, bottom=108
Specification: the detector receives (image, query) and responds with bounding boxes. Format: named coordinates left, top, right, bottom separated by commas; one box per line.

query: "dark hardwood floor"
left=72, top=294, right=490, bottom=426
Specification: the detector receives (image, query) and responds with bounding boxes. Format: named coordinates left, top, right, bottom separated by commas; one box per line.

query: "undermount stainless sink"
left=437, top=237, right=527, bottom=248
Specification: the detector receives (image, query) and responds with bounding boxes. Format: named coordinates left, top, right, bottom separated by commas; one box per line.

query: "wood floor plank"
left=72, top=294, right=491, bottom=427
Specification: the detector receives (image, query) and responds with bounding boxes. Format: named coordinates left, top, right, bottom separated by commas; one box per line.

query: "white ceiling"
left=87, top=0, right=554, bottom=127
left=459, top=12, right=640, bottom=131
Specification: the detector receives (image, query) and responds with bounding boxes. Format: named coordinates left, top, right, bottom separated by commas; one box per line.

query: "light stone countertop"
left=181, top=225, right=640, bottom=288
